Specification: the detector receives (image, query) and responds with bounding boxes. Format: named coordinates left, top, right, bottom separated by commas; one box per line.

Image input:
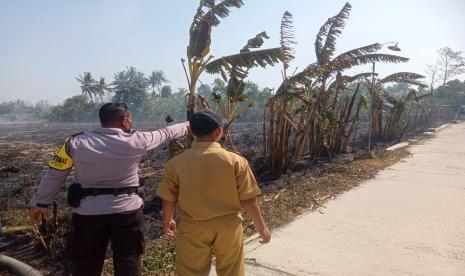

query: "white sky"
left=1, top=0, right=464, bottom=104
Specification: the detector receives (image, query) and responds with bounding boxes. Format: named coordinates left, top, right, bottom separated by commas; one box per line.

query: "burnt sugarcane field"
left=1, top=1, right=465, bottom=275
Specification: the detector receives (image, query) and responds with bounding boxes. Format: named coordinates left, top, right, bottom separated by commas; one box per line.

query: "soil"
left=0, top=122, right=410, bottom=275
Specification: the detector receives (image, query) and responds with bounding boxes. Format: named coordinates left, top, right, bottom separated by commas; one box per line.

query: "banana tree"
left=205, top=31, right=284, bottom=149
left=184, top=0, right=284, bottom=146
left=337, top=84, right=368, bottom=152
left=322, top=73, right=372, bottom=154
left=288, top=3, right=408, bottom=90
left=384, top=89, right=431, bottom=140
left=264, top=11, right=296, bottom=174
left=367, top=72, right=427, bottom=140
left=265, top=2, right=410, bottom=175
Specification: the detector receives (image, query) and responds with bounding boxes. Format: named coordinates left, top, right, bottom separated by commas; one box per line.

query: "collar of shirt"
left=191, top=141, right=222, bottom=149
left=92, top=128, right=134, bottom=135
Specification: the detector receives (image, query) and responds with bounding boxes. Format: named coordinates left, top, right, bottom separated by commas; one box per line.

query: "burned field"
left=0, top=122, right=410, bottom=275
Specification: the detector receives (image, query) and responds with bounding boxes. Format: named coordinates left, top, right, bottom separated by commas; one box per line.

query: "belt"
left=81, top=187, right=138, bottom=198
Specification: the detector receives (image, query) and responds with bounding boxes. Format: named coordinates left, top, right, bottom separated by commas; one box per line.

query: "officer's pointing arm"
left=143, top=122, right=188, bottom=151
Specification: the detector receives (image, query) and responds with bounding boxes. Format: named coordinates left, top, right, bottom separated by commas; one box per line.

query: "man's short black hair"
left=99, top=102, right=129, bottom=125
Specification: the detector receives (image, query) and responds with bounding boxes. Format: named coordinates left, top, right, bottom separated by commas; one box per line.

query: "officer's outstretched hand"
left=258, top=226, right=271, bottom=244
left=163, top=219, right=176, bottom=236
left=30, top=207, right=48, bottom=224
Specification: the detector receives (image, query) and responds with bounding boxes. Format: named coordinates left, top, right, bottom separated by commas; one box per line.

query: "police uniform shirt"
left=30, top=123, right=187, bottom=215
left=156, top=141, right=261, bottom=221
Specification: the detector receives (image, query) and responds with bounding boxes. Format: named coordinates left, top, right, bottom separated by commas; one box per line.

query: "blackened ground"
left=0, top=121, right=415, bottom=275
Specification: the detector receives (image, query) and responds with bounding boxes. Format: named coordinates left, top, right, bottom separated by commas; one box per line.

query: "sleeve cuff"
left=30, top=197, right=50, bottom=208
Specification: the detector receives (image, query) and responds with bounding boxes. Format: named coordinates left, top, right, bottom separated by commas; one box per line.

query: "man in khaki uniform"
left=156, top=109, right=271, bottom=276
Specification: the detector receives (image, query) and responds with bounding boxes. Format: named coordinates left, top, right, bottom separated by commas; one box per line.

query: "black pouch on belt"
left=67, top=183, right=83, bottom=208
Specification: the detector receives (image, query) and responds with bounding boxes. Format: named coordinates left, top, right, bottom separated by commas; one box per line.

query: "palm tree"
left=111, top=67, right=149, bottom=112
left=76, top=72, right=97, bottom=101
left=94, top=77, right=109, bottom=102
left=148, top=70, right=169, bottom=97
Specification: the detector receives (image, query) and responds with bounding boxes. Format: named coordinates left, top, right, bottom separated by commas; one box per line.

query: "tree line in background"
left=0, top=66, right=274, bottom=123
left=3, top=75, right=462, bottom=125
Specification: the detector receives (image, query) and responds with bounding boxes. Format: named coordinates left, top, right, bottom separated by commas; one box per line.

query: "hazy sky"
left=1, top=0, right=464, bottom=104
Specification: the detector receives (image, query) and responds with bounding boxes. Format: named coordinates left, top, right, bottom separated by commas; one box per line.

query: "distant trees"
left=434, top=79, right=465, bottom=105
left=428, top=47, right=465, bottom=87
left=47, top=95, right=98, bottom=122
left=176, top=88, right=189, bottom=95
left=76, top=72, right=97, bottom=101
left=34, top=100, right=52, bottom=119
left=147, top=70, right=169, bottom=97
left=75, top=72, right=110, bottom=102
left=74, top=68, right=178, bottom=114
left=87, top=72, right=271, bottom=122
left=111, top=67, right=149, bottom=113
left=139, top=90, right=186, bottom=121
left=45, top=74, right=464, bottom=125
left=94, top=77, right=109, bottom=101
left=426, top=47, right=465, bottom=105
left=200, top=78, right=271, bottom=122
left=197, top=84, right=212, bottom=97
left=160, top=85, right=173, bottom=98
left=68, top=67, right=271, bottom=122
left=0, top=100, right=49, bottom=122
left=426, top=63, right=439, bottom=92
left=37, top=75, right=462, bottom=124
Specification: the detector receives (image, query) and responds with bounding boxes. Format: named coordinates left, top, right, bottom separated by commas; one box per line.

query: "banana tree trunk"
left=288, top=106, right=316, bottom=171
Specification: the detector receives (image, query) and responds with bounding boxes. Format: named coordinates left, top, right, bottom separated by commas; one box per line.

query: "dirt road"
left=244, top=122, right=465, bottom=275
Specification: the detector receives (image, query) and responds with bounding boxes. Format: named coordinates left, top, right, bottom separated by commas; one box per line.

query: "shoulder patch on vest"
left=49, top=138, right=73, bottom=171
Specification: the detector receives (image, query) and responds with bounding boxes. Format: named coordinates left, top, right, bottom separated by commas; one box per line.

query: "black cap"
left=189, top=109, right=223, bottom=136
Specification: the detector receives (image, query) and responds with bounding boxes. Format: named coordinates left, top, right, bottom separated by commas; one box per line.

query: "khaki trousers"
left=176, top=215, right=245, bottom=276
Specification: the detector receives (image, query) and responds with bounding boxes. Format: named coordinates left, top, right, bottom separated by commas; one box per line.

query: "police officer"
left=29, top=102, right=188, bottom=276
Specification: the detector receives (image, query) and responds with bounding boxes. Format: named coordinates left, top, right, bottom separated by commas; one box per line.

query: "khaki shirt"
left=156, top=142, right=261, bottom=221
